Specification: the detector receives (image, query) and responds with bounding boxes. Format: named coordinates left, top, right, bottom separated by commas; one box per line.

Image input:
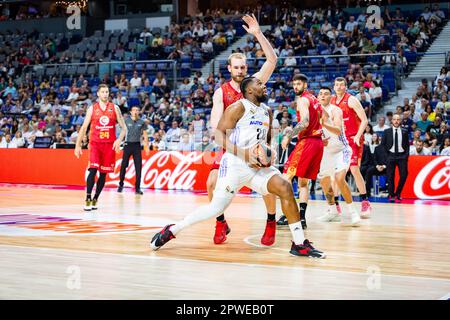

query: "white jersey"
left=229, top=99, right=270, bottom=150
left=322, top=103, right=349, bottom=153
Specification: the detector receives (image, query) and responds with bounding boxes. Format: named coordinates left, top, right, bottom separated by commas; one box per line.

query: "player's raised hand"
left=242, top=14, right=261, bottom=36
left=74, top=145, right=82, bottom=159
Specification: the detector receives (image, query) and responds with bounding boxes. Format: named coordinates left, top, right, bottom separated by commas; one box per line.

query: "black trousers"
left=386, top=154, right=408, bottom=197
left=119, top=142, right=143, bottom=190
left=365, top=166, right=387, bottom=196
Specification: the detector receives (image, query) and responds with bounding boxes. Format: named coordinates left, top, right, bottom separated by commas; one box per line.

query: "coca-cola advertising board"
left=0, top=150, right=448, bottom=200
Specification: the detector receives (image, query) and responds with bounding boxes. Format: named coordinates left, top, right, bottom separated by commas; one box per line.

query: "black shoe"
left=150, top=224, right=176, bottom=250
left=395, top=195, right=403, bottom=202
left=135, top=189, right=143, bottom=195
left=117, top=186, right=123, bottom=193
left=290, top=240, right=326, bottom=258
left=300, top=219, right=307, bottom=230
left=388, top=195, right=395, bottom=203
left=276, top=215, right=288, bottom=226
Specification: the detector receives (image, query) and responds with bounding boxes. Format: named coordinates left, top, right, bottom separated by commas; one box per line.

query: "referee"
left=118, top=106, right=150, bottom=195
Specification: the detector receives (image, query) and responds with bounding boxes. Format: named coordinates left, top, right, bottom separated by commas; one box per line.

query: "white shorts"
left=318, top=147, right=352, bottom=179
left=214, top=153, right=280, bottom=198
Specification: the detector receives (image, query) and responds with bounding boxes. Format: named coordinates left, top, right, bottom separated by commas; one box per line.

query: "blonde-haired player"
left=208, top=14, right=278, bottom=246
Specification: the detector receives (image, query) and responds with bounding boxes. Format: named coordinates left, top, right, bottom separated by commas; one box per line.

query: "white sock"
left=289, top=221, right=305, bottom=245
left=170, top=196, right=232, bottom=236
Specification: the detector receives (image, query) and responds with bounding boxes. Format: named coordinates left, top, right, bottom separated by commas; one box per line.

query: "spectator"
left=439, top=137, right=450, bottom=155
left=150, top=131, right=167, bottom=151
left=344, top=16, right=358, bottom=32
left=373, top=116, right=390, bottom=136
left=165, top=120, right=181, bottom=150
left=424, top=131, right=438, bottom=154
left=416, top=112, right=432, bottom=132
left=12, top=130, right=25, bottom=148
left=69, top=124, right=81, bottom=143
left=178, top=132, right=194, bottom=151
left=113, top=91, right=128, bottom=113
left=410, top=139, right=431, bottom=155
left=129, top=71, right=142, bottom=88
left=0, top=133, right=17, bottom=148
left=434, top=67, right=449, bottom=85
left=364, top=123, right=374, bottom=145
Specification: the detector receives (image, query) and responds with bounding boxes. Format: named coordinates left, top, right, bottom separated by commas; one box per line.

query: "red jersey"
left=90, top=102, right=117, bottom=143
left=297, top=90, right=323, bottom=140
left=331, top=92, right=360, bottom=137
left=221, top=81, right=243, bottom=109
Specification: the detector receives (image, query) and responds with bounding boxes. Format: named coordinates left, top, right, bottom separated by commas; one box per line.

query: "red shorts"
left=88, top=141, right=116, bottom=173
left=347, top=135, right=364, bottom=167
left=283, top=137, right=324, bottom=180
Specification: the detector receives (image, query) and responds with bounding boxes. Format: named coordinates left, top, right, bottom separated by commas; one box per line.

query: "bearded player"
left=332, top=77, right=371, bottom=217
left=277, top=74, right=324, bottom=230
left=208, top=14, right=278, bottom=246
left=74, top=84, right=127, bottom=211
left=151, top=77, right=326, bottom=258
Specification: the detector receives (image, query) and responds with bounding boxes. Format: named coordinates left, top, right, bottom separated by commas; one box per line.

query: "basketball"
left=254, top=142, right=275, bottom=167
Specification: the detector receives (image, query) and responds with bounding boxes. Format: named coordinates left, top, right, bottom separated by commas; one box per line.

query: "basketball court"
left=1, top=183, right=449, bottom=300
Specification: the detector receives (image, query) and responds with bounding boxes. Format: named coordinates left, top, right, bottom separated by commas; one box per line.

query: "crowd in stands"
left=362, top=65, right=450, bottom=160
left=0, top=4, right=449, bottom=164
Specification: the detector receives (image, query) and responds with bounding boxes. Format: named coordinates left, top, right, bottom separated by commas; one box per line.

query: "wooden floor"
left=0, top=184, right=449, bottom=300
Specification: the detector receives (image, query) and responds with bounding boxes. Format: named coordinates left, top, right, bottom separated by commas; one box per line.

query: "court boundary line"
left=1, top=243, right=449, bottom=286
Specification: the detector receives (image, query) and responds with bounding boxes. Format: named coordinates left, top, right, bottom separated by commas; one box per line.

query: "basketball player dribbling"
left=208, top=14, right=278, bottom=246
left=151, top=77, right=326, bottom=258
left=277, top=74, right=324, bottom=230
left=316, top=87, right=361, bottom=226
left=331, top=77, right=372, bottom=217
left=74, top=84, right=127, bottom=211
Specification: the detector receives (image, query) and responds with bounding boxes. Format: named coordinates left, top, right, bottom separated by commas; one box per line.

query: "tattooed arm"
left=281, top=97, right=310, bottom=149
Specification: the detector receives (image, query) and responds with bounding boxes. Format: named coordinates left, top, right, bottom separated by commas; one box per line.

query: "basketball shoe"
left=84, top=199, right=92, bottom=211
left=360, top=200, right=372, bottom=219
left=151, top=224, right=176, bottom=250
left=290, top=240, right=326, bottom=258
left=261, top=220, right=276, bottom=246
left=91, top=199, right=98, bottom=210
left=317, top=207, right=341, bottom=222
left=276, top=215, right=288, bottom=226
left=214, top=220, right=231, bottom=244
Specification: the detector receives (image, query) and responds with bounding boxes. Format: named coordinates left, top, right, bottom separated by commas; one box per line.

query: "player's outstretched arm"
left=74, top=106, right=93, bottom=158
left=348, top=96, right=368, bottom=146
left=243, top=14, right=277, bottom=84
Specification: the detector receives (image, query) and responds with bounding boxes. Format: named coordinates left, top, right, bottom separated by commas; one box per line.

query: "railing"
left=22, top=59, right=178, bottom=88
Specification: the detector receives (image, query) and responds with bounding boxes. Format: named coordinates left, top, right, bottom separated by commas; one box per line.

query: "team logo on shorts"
left=99, top=116, right=110, bottom=126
